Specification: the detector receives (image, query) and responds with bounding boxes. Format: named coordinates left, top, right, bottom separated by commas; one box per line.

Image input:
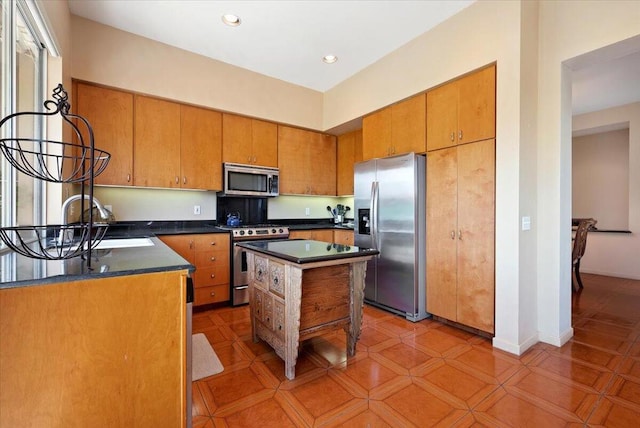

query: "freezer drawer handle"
left=236, top=285, right=249, bottom=290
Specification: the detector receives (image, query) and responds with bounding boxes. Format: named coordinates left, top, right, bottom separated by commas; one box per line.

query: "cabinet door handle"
left=458, top=230, right=462, bottom=240
left=450, top=230, right=455, bottom=240
left=210, top=256, right=216, bottom=261
left=450, top=132, right=455, bottom=142
left=273, top=276, right=279, bottom=285
left=189, top=241, right=194, bottom=250
left=458, top=130, right=463, bottom=140
left=210, top=274, right=215, bottom=278
left=127, top=173, right=131, bottom=182
left=210, top=242, right=216, bottom=246
left=175, top=176, right=179, bottom=184
left=183, top=176, right=187, bottom=184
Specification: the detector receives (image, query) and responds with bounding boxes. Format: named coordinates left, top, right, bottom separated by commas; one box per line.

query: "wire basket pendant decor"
left=0, top=84, right=111, bottom=267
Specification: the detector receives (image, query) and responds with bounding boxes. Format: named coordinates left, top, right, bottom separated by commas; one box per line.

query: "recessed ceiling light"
left=322, top=55, right=338, bottom=64
left=222, top=14, right=241, bottom=26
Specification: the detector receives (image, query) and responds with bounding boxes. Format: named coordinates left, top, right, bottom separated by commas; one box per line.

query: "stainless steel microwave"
left=220, top=163, right=279, bottom=197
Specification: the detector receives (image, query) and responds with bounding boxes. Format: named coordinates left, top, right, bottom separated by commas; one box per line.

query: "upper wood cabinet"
left=426, top=65, right=496, bottom=151
left=336, top=129, right=363, bottom=196
left=134, top=95, right=222, bottom=190
left=362, top=93, right=426, bottom=160
left=75, top=83, right=134, bottom=186
left=277, top=125, right=336, bottom=196
left=181, top=105, right=222, bottom=190
left=134, top=95, right=181, bottom=188
left=222, top=114, right=278, bottom=167
left=426, top=139, right=495, bottom=334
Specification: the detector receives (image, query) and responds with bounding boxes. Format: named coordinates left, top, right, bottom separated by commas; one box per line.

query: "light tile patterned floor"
left=192, top=273, right=640, bottom=427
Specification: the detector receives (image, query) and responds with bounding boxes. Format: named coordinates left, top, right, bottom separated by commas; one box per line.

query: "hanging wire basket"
left=0, top=223, right=109, bottom=260
left=0, top=84, right=111, bottom=264
left=0, top=84, right=111, bottom=183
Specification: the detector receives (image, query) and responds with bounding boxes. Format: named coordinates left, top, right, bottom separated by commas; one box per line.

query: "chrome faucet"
left=59, top=194, right=109, bottom=245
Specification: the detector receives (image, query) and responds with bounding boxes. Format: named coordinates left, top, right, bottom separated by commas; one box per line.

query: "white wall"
left=572, top=128, right=629, bottom=230
left=573, top=103, right=640, bottom=279
left=537, top=1, right=640, bottom=346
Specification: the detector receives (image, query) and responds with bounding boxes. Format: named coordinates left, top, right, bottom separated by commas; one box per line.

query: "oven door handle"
left=235, top=285, right=249, bottom=290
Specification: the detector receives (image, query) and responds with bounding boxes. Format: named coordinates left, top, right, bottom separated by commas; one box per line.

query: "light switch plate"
left=194, top=205, right=201, bottom=215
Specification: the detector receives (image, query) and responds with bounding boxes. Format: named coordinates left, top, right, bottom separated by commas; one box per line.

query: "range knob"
left=248, top=230, right=254, bottom=235
left=279, top=228, right=284, bottom=233
left=239, top=230, right=245, bottom=236
left=271, top=228, right=276, bottom=234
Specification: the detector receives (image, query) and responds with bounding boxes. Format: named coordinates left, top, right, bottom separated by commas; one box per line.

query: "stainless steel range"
left=219, top=224, right=289, bottom=305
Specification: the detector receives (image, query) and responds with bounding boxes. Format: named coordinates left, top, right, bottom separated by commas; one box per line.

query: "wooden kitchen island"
left=238, top=240, right=378, bottom=380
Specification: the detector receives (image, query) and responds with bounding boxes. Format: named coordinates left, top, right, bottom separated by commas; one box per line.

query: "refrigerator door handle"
left=371, top=181, right=379, bottom=254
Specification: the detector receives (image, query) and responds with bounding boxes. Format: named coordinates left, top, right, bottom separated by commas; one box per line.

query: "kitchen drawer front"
left=253, top=287, right=265, bottom=322
left=193, top=265, right=229, bottom=287
left=195, top=249, right=230, bottom=267
left=254, top=255, right=269, bottom=286
left=269, top=261, right=285, bottom=297
left=273, top=297, right=286, bottom=340
left=263, top=293, right=274, bottom=330
left=192, top=233, right=229, bottom=251
left=194, top=284, right=230, bottom=306
left=158, top=235, right=194, bottom=262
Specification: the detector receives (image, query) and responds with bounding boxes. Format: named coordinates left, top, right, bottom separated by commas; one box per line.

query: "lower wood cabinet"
left=0, top=270, right=189, bottom=426
left=159, top=233, right=230, bottom=306
left=333, top=229, right=355, bottom=246
left=426, top=139, right=495, bottom=334
left=289, top=229, right=335, bottom=242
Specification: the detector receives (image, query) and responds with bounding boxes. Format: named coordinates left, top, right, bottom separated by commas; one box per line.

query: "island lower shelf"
left=244, top=246, right=375, bottom=380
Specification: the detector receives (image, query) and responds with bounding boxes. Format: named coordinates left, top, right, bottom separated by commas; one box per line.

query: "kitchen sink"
left=93, top=237, right=154, bottom=249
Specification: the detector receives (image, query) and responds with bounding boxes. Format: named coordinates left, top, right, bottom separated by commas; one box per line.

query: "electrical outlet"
left=194, top=205, right=201, bottom=215
left=305, top=207, right=310, bottom=216
left=521, top=216, right=531, bottom=231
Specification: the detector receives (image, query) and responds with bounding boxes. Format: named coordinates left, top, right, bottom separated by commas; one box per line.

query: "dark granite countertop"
left=237, top=239, right=377, bottom=264
left=0, top=220, right=356, bottom=289
left=0, top=237, right=194, bottom=289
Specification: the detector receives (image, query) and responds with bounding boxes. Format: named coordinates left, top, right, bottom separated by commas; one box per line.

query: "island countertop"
left=237, top=239, right=378, bottom=264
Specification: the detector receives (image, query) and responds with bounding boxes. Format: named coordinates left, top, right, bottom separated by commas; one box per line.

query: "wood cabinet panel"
left=362, top=107, right=391, bottom=160
left=426, top=82, right=458, bottom=151
left=426, top=139, right=495, bottom=334
left=180, top=105, right=222, bottom=190
left=337, top=129, right=362, bottom=196
left=392, top=94, right=426, bottom=155
left=252, top=119, right=278, bottom=167
left=456, top=139, right=495, bottom=333
left=0, top=271, right=187, bottom=426
left=278, top=125, right=336, bottom=195
left=426, top=147, right=458, bottom=321
left=363, top=94, right=426, bottom=160
left=457, top=65, right=496, bottom=145
left=223, top=114, right=278, bottom=167
left=75, top=83, right=134, bottom=186
left=134, top=96, right=181, bottom=188
left=426, top=65, right=496, bottom=151
left=289, top=229, right=334, bottom=242
left=333, top=229, right=354, bottom=246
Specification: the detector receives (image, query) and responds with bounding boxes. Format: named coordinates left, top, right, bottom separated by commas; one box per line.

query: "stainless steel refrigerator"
left=354, top=152, right=428, bottom=322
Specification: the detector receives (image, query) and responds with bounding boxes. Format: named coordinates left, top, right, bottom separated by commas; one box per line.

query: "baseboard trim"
left=538, top=326, right=574, bottom=347
left=581, top=269, right=640, bottom=281
left=493, top=332, right=539, bottom=355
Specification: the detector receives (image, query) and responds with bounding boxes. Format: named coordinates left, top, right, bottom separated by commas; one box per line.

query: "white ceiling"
left=67, top=0, right=475, bottom=92
left=67, top=0, right=640, bottom=115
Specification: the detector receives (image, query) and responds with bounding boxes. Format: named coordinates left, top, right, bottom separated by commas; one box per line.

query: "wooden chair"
left=572, top=218, right=597, bottom=291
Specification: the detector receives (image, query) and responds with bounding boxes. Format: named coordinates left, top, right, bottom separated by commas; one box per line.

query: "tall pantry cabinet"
left=426, top=64, right=496, bottom=334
